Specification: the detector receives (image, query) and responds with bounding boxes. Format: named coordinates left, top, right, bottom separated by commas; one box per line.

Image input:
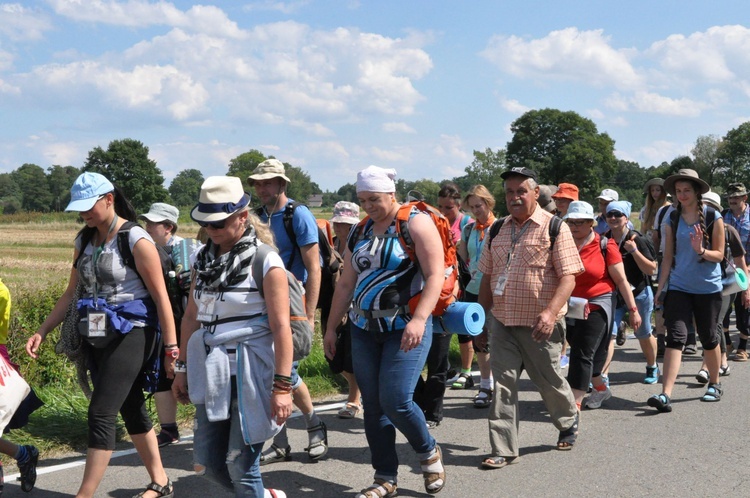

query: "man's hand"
left=531, top=308, right=556, bottom=342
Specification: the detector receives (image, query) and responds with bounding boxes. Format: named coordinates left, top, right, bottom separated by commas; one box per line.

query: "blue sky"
left=1, top=1, right=749, bottom=192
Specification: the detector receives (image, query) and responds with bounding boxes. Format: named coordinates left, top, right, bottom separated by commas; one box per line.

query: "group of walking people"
left=7, top=160, right=749, bottom=497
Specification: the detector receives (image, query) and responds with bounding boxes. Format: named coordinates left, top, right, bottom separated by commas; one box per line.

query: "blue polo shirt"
left=258, top=200, right=318, bottom=283
left=724, top=205, right=750, bottom=264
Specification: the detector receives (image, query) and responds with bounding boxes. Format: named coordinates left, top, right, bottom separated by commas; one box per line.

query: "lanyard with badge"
left=494, top=220, right=531, bottom=296
left=87, top=215, right=118, bottom=338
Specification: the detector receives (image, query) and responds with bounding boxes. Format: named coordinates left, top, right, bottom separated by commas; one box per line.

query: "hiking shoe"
left=156, top=428, right=180, bottom=447
left=647, top=393, right=672, bottom=413
left=701, top=383, right=722, bottom=402
left=18, top=445, right=39, bottom=492
left=616, top=322, right=627, bottom=346
left=585, top=387, right=611, bottom=409
left=644, top=365, right=660, bottom=384
left=720, top=364, right=731, bottom=376
left=451, top=372, right=474, bottom=389
left=683, top=344, right=697, bottom=355
left=426, top=420, right=440, bottom=429
left=695, top=368, right=709, bottom=385
left=734, top=349, right=749, bottom=362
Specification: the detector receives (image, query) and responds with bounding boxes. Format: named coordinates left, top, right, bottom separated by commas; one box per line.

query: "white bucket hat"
left=139, top=203, right=179, bottom=227
left=563, top=201, right=595, bottom=220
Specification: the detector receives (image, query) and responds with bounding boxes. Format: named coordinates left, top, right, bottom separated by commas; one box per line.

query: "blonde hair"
left=246, top=210, right=276, bottom=249
left=462, top=184, right=496, bottom=211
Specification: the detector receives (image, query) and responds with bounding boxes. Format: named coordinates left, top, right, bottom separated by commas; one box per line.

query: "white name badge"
left=87, top=310, right=107, bottom=337
left=197, top=291, right=218, bottom=322
left=493, top=274, right=508, bottom=296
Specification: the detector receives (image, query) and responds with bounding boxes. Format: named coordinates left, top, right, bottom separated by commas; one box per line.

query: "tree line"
left=2, top=109, right=748, bottom=215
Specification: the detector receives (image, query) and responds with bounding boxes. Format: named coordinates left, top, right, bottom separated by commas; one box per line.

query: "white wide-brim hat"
left=190, top=176, right=251, bottom=223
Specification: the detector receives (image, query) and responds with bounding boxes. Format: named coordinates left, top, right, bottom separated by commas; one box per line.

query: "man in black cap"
left=476, top=167, right=583, bottom=468
left=724, top=183, right=750, bottom=361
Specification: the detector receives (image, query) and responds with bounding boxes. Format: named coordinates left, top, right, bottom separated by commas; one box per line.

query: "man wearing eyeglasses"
left=724, top=183, right=750, bottom=361
left=248, top=158, right=329, bottom=464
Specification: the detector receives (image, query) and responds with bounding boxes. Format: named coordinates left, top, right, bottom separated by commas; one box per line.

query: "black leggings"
left=566, top=308, right=610, bottom=391
left=88, top=327, right=157, bottom=450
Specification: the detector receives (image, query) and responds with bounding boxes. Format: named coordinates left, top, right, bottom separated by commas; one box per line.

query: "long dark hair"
left=672, top=181, right=709, bottom=262
left=78, top=184, right=138, bottom=243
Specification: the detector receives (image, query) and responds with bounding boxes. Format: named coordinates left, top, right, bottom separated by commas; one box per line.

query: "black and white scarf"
left=195, top=227, right=259, bottom=290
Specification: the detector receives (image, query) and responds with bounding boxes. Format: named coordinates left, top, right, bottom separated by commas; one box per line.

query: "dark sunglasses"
left=197, top=219, right=227, bottom=229
left=606, top=211, right=625, bottom=219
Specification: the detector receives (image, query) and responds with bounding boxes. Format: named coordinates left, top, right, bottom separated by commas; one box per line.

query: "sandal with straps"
left=556, top=413, right=579, bottom=451
left=451, top=372, right=474, bottom=389
left=132, top=479, right=174, bottom=498
left=338, top=402, right=363, bottom=419
left=355, top=478, right=398, bottom=498
left=473, top=388, right=493, bottom=408
left=305, top=421, right=329, bottom=460
left=420, top=444, right=446, bottom=494
left=260, top=443, right=292, bottom=466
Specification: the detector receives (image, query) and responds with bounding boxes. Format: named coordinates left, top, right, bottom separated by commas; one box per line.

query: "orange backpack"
left=349, top=200, right=457, bottom=317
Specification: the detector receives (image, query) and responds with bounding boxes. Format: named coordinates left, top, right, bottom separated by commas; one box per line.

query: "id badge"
left=197, top=291, right=218, bottom=322
left=494, top=274, right=508, bottom=296
left=87, top=309, right=107, bottom=337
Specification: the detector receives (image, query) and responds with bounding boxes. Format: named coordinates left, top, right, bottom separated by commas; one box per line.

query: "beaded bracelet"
left=274, top=374, right=293, bottom=383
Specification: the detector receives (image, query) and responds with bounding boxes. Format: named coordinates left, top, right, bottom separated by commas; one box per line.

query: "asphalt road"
left=4, top=336, right=750, bottom=497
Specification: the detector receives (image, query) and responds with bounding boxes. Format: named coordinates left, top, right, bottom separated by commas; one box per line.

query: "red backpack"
left=349, top=198, right=457, bottom=317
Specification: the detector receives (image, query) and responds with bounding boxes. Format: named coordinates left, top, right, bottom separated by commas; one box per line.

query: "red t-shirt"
left=572, top=233, right=622, bottom=299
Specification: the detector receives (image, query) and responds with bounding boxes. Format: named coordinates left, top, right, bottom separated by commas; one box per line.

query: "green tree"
left=715, top=123, right=750, bottom=191
left=47, top=165, right=81, bottom=211
left=227, top=149, right=267, bottom=184
left=83, top=139, right=168, bottom=212
left=450, top=148, right=507, bottom=204
left=285, top=164, right=321, bottom=203
left=169, top=169, right=204, bottom=207
left=506, top=108, right=617, bottom=200
left=691, top=135, right=723, bottom=186
left=11, top=163, right=53, bottom=212
left=0, top=173, right=22, bottom=214
left=608, top=160, right=648, bottom=212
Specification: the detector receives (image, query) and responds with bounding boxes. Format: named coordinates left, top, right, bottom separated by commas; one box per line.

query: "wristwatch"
left=166, top=347, right=180, bottom=359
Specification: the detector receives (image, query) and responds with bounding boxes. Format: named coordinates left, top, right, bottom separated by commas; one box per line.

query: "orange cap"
left=551, top=183, right=579, bottom=201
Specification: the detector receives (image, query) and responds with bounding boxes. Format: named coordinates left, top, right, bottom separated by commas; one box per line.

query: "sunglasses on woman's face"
left=197, top=219, right=227, bottom=229
left=606, top=211, right=625, bottom=219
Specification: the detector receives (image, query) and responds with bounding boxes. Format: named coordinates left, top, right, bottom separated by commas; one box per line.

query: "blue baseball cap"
left=65, top=172, right=115, bottom=212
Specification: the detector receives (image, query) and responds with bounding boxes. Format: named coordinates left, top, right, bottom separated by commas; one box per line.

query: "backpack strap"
left=251, top=244, right=274, bottom=299
left=281, top=202, right=300, bottom=270
left=117, top=221, right=141, bottom=273
left=461, top=221, right=476, bottom=245
left=488, top=217, right=507, bottom=247
left=347, top=217, right=372, bottom=255
left=600, top=235, right=608, bottom=260
left=548, top=216, right=562, bottom=250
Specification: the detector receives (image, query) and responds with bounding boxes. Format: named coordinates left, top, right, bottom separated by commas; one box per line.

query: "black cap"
left=500, top=166, right=538, bottom=182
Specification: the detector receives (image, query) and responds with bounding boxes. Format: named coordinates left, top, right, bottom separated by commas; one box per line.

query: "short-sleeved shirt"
left=726, top=225, right=746, bottom=260
left=450, top=214, right=473, bottom=245
left=669, top=208, right=722, bottom=294
left=461, top=221, right=488, bottom=295
left=193, top=244, right=284, bottom=335
left=258, top=200, right=318, bottom=283
left=724, top=205, right=750, bottom=264
left=478, top=207, right=583, bottom=327
left=571, top=234, right=621, bottom=300
left=75, top=225, right=153, bottom=304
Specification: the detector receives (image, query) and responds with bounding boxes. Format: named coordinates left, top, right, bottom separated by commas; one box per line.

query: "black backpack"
left=255, top=202, right=343, bottom=315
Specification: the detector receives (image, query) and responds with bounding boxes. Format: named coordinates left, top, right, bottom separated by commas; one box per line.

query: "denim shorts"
left=611, top=286, right=654, bottom=340
left=290, top=361, right=302, bottom=390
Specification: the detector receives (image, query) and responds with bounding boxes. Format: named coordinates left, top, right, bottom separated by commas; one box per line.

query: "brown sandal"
left=355, top=478, right=398, bottom=498
left=420, top=444, right=446, bottom=494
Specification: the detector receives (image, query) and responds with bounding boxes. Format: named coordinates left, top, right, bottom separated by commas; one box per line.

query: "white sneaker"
left=585, top=387, right=612, bottom=409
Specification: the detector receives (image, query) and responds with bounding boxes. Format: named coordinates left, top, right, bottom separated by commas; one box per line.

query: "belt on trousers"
left=351, top=305, right=409, bottom=320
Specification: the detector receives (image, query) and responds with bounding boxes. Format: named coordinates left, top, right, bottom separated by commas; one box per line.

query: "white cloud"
left=49, top=0, right=244, bottom=38
left=25, top=61, right=209, bottom=120
left=433, top=134, right=470, bottom=163
left=289, top=119, right=335, bottom=137
left=0, top=4, right=52, bottom=41
left=636, top=140, right=692, bottom=165
left=242, top=0, right=311, bottom=14
left=41, top=141, right=82, bottom=166
left=382, top=122, right=416, bottom=134
left=606, top=92, right=710, bottom=117
left=500, top=98, right=530, bottom=115
left=587, top=109, right=605, bottom=120
left=370, top=146, right=411, bottom=163
left=482, top=27, right=642, bottom=90
left=647, top=25, right=750, bottom=83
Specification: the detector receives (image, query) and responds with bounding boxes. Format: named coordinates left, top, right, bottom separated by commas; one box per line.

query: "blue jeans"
left=193, top=391, right=265, bottom=497
left=351, top=321, right=436, bottom=481
left=611, top=286, right=654, bottom=339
